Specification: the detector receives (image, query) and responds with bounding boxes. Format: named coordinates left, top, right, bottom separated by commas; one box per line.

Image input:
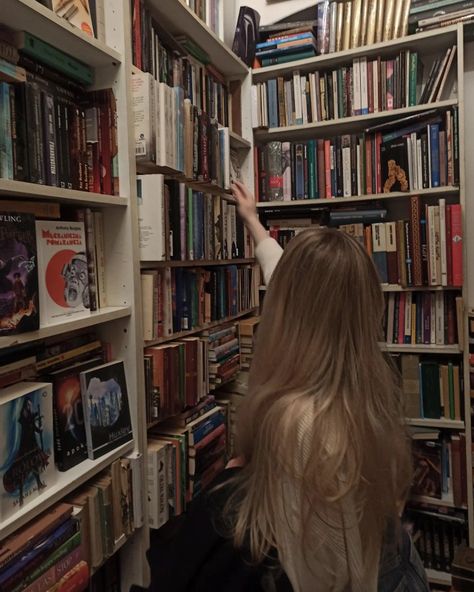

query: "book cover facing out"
left=0, top=382, right=57, bottom=520
left=35, top=220, right=91, bottom=326
left=80, top=361, right=133, bottom=459
left=0, top=212, right=39, bottom=336
left=381, top=138, right=410, bottom=192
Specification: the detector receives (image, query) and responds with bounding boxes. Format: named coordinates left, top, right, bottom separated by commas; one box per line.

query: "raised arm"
left=231, top=181, right=283, bottom=285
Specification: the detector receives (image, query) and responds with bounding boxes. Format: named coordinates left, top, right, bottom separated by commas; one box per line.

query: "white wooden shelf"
left=229, top=131, right=252, bottom=150
left=0, top=179, right=128, bottom=207
left=406, top=418, right=465, bottom=429
left=426, top=568, right=452, bottom=586
left=0, top=306, right=132, bottom=350
left=252, top=25, right=459, bottom=81
left=254, top=100, right=458, bottom=142
left=1, top=0, right=121, bottom=69
left=146, top=0, right=248, bottom=78
left=0, top=441, right=134, bottom=541
left=255, top=186, right=460, bottom=209
left=380, top=343, right=461, bottom=354
left=382, top=284, right=461, bottom=292
left=410, top=493, right=463, bottom=509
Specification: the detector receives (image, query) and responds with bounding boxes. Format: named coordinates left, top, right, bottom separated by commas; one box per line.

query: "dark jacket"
left=146, top=468, right=429, bottom=592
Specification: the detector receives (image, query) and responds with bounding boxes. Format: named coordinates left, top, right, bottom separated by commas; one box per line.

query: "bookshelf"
left=253, top=20, right=474, bottom=573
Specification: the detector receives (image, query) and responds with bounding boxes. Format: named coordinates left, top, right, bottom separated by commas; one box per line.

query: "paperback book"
left=35, top=220, right=91, bottom=326
left=0, top=212, right=39, bottom=335
left=80, top=361, right=133, bottom=459
left=0, top=382, right=57, bottom=519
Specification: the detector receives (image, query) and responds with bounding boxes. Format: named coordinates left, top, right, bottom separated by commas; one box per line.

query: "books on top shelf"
left=253, top=45, right=456, bottom=129
left=36, top=0, right=106, bottom=42
left=409, top=0, right=474, bottom=32
left=138, top=175, right=254, bottom=262
left=255, top=107, right=459, bottom=201
left=184, top=0, right=225, bottom=40
left=398, top=354, right=463, bottom=422
left=140, top=264, right=260, bottom=341
left=254, top=23, right=316, bottom=68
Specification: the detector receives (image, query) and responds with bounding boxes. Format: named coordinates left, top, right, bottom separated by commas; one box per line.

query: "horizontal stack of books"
left=254, top=24, right=317, bottom=68
left=239, top=316, right=260, bottom=370
left=255, top=108, right=460, bottom=202
left=409, top=0, right=474, bottom=32
left=204, top=323, right=241, bottom=390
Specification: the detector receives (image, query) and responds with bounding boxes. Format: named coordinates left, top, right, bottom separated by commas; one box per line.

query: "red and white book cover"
left=36, top=220, right=91, bottom=326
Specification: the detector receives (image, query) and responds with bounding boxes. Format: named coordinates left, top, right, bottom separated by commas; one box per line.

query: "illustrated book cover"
left=0, top=382, right=57, bottom=519
left=80, top=361, right=133, bottom=459
left=0, top=212, right=39, bottom=335
left=49, top=357, right=103, bottom=471
left=35, top=220, right=91, bottom=326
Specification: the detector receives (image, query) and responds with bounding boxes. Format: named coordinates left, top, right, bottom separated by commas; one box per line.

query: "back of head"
left=230, top=228, right=412, bottom=582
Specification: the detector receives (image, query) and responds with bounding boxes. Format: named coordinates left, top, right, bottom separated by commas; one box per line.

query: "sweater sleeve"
left=255, top=237, right=283, bottom=285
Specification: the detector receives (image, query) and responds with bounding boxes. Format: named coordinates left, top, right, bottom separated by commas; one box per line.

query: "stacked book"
left=410, top=429, right=467, bottom=507
left=253, top=45, right=456, bottom=128
left=137, top=176, right=254, bottom=262
left=140, top=265, right=260, bottom=341
left=398, top=354, right=463, bottom=422
left=409, top=0, right=474, bottom=32
left=239, top=316, right=260, bottom=370
left=204, top=323, right=241, bottom=390
left=383, top=290, right=459, bottom=346
left=254, top=24, right=317, bottom=68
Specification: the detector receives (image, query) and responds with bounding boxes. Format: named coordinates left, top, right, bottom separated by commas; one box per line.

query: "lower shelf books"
left=255, top=107, right=459, bottom=201
left=383, top=291, right=459, bottom=346
left=238, top=316, right=260, bottom=370
left=138, top=176, right=254, bottom=262
left=404, top=504, right=468, bottom=573
left=204, top=323, right=241, bottom=391
left=397, top=354, right=463, bottom=421
left=141, top=264, right=260, bottom=341
left=148, top=404, right=227, bottom=527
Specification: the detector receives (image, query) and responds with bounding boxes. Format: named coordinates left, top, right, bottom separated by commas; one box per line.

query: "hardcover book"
left=381, top=138, right=410, bottom=192
left=80, top=361, right=133, bottom=459
left=35, top=220, right=91, bottom=326
left=0, top=382, right=57, bottom=519
left=0, top=212, right=39, bottom=335
left=412, top=438, right=442, bottom=498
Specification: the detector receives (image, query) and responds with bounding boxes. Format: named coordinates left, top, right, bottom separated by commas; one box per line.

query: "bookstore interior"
left=2, top=0, right=474, bottom=590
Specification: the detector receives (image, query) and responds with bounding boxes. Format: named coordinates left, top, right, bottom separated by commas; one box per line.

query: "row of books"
left=207, top=323, right=241, bottom=391
left=36, top=0, right=106, bottom=42
left=215, top=372, right=248, bottom=457
left=254, top=27, right=316, bottom=68
left=399, top=355, right=463, bottom=422
left=132, top=72, right=229, bottom=187
left=253, top=47, right=455, bottom=129
left=138, top=176, right=253, bottom=262
left=0, top=207, right=108, bottom=336
left=409, top=0, right=474, bottom=33
left=185, top=0, right=224, bottom=40
left=0, top=459, right=140, bottom=592
left=315, top=0, right=411, bottom=56
left=411, top=429, right=467, bottom=507
left=144, top=339, right=210, bottom=423
left=140, top=265, right=260, bottom=341
left=255, top=108, right=460, bottom=201
left=148, top=404, right=227, bottom=526
left=404, top=504, right=468, bottom=572
left=130, top=2, right=228, bottom=126
left=238, top=316, right=259, bottom=370
left=340, top=200, right=463, bottom=287
left=383, top=291, right=459, bottom=346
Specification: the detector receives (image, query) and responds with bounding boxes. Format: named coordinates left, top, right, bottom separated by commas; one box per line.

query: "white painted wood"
left=405, top=418, right=465, bottom=429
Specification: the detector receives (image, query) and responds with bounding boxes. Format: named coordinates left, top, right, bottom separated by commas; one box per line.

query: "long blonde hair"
left=227, top=227, right=412, bottom=580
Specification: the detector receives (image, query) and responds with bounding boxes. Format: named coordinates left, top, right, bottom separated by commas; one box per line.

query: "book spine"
left=450, top=204, right=463, bottom=286
left=429, top=123, right=440, bottom=187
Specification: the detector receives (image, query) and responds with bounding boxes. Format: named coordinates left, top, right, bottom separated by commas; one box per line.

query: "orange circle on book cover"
left=81, top=23, right=93, bottom=37
left=45, top=249, right=80, bottom=308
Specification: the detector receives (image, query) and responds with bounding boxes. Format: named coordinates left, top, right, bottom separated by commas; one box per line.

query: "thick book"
left=0, top=382, right=57, bottom=520
left=0, top=211, right=39, bottom=335
left=80, top=360, right=133, bottom=459
left=137, top=174, right=166, bottom=262
left=35, top=220, right=91, bottom=326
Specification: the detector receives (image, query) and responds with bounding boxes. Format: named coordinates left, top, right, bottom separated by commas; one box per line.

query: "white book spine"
left=342, top=146, right=351, bottom=197
left=309, top=73, right=318, bottom=122
left=251, top=85, right=259, bottom=128
left=404, top=291, right=412, bottom=340
left=360, top=57, right=369, bottom=115
left=293, top=71, right=303, bottom=124
left=373, top=60, right=379, bottom=113
left=353, top=58, right=361, bottom=116
left=430, top=292, right=436, bottom=345
left=132, top=71, right=154, bottom=162
left=435, top=292, right=444, bottom=345
left=301, top=76, right=308, bottom=124
left=439, top=198, right=448, bottom=286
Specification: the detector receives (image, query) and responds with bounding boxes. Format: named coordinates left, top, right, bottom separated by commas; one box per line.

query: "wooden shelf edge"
left=0, top=306, right=132, bottom=350
left=0, top=441, right=134, bottom=540
left=406, top=418, right=465, bottom=429
left=141, top=258, right=256, bottom=268
left=229, top=131, right=252, bottom=150
left=256, top=187, right=460, bottom=208
left=0, top=179, right=128, bottom=207
left=144, top=307, right=259, bottom=347
left=410, top=494, right=464, bottom=509
left=425, top=568, right=452, bottom=586
left=254, top=100, right=458, bottom=141
left=251, top=25, right=459, bottom=80
left=380, top=343, right=461, bottom=354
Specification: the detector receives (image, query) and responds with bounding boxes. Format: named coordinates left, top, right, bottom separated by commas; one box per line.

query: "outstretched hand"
left=231, top=181, right=258, bottom=224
